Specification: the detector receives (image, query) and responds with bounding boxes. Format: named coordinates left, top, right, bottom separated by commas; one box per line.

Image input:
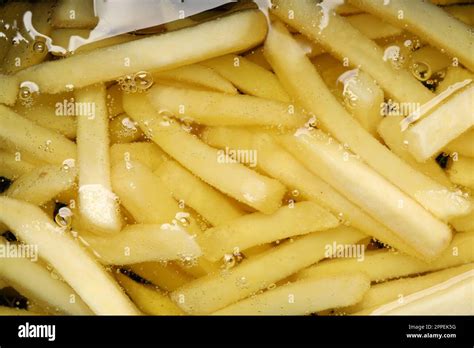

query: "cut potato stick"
left=116, top=272, right=183, bottom=315
left=344, top=263, right=473, bottom=314
left=214, top=272, right=370, bottom=315
left=0, top=307, right=40, bottom=316
left=243, top=47, right=273, bottom=71
left=436, top=66, right=473, bottom=95
left=0, top=150, right=35, bottom=180
left=297, top=232, right=474, bottom=282
left=106, top=84, right=124, bottom=117
left=243, top=244, right=273, bottom=258
left=154, top=160, right=245, bottom=226
left=406, top=85, right=474, bottom=161
left=51, top=0, right=98, bottom=29
left=431, top=0, right=473, bottom=4
left=171, top=226, right=365, bottom=314
left=444, top=5, right=474, bottom=26
left=451, top=209, right=474, bottom=232
left=147, top=84, right=305, bottom=128
left=447, top=156, right=474, bottom=189
left=0, top=105, right=76, bottom=164
left=202, top=127, right=425, bottom=258
left=335, top=3, right=363, bottom=15
left=280, top=129, right=452, bottom=260
left=445, top=129, right=474, bottom=157
left=153, top=64, right=238, bottom=95
left=294, top=34, right=326, bottom=58
left=349, top=0, right=474, bottom=71
left=199, top=201, right=339, bottom=261
left=271, top=0, right=434, bottom=105
left=346, top=13, right=403, bottom=39
left=0, top=74, right=19, bottom=106
left=129, top=262, right=194, bottom=292
left=79, top=224, right=201, bottom=265
left=201, top=54, right=290, bottom=102
left=110, top=142, right=167, bottom=171
left=17, top=10, right=268, bottom=94
left=109, top=113, right=144, bottom=144
left=76, top=84, right=121, bottom=235
left=0, top=197, right=139, bottom=315
left=378, top=116, right=452, bottom=187
left=123, top=93, right=286, bottom=214
left=5, top=164, right=77, bottom=205
left=0, top=239, right=92, bottom=315
left=264, top=20, right=471, bottom=220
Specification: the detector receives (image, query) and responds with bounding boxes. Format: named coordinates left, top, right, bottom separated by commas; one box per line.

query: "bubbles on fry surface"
left=18, top=81, right=40, bottom=107
left=411, top=62, right=432, bottom=81
left=54, top=207, right=73, bottom=230
left=117, top=71, right=153, bottom=93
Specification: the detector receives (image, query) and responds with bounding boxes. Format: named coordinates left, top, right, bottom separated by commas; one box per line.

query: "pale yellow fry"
left=264, top=20, right=471, bottom=220
left=215, top=272, right=370, bottom=315
left=129, top=262, right=194, bottom=292
left=346, top=13, right=403, bottom=39
left=0, top=197, right=139, bottom=315
left=154, top=160, right=245, bottom=226
left=436, top=66, right=474, bottom=95
left=271, top=0, right=434, bottom=105
left=445, top=129, right=474, bottom=157
left=349, top=0, right=474, bottom=71
left=79, top=224, right=201, bottom=265
left=110, top=142, right=167, bottom=171
left=199, top=201, right=339, bottom=261
left=297, top=232, right=474, bottom=282
left=109, top=113, right=144, bottom=144
left=51, top=0, right=98, bottom=29
left=406, top=85, right=474, bottom=161
left=243, top=47, right=273, bottom=71
left=0, top=307, right=40, bottom=316
left=378, top=116, right=452, bottom=187
left=452, top=210, right=474, bottom=232
left=17, top=10, right=267, bottom=94
left=116, top=272, right=183, bottom=315
left=447, top=156, right=474, bottom=190
left=444, top=5, right=474, bottom=26
left=153, top=64, right=238, bottom=95
left=0, top=2, right=29, bottom=65
left=106, top=84, right=124, bottom=117
left=281, top=129, right=452, bottom=260
left=201, top=54, right=290, bottom=102
left=146, top=84, right=305, bottom=128
left=76, top=84, right=121, bottom=235
left=171, top=226, right=366, bottom=314
left=0, top=74, right=19, bottom=106
left=123, top=93, right=286, bottom=214
left=335, top=3, right=363, bottom=15
left=0, top=105, right=76, bottom=164
left=0, top=149, right=35, bottom=179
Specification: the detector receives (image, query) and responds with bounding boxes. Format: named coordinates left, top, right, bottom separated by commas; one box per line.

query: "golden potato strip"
left=147, top=84, right=304, bottom=128
left=444, top=5, right=474, bottom=26
left=123, top=93, right=286, bottom=214
left=110, top=142, right=167, bottom=171
left=171, top=227, right=365, bottom=314
left=378, top=116, right=452, bottom=187
left=451, top=210, right=474, bottom=232
left=215, top=272, right=370, bottom=315
left=335, top=3, right=363, bottom=15
left=201, top=54, right=290, bottom=102
left=0, top=197, right=139, bottom=315
left=0, top=74, right=19, bottom=106
left=202, top=127, right=424, bottom=258
left=153, top=64, right=238, bottom=95
left=447, top=156, right=474, bottom=190
left=271, top=0, right=434, bottom=105
left=154, top=160, right=245, bottom=226
left=297, top=232, right=474, bottom=282
left=243, top=47, right=273, bottom=70
left=349, top=0, right=474, bottom=71
left=293, top=34, right=326, bottom=58
left=199, top=202, right=339, bottom=261
left=0, top=105, right=76, bottom=164
left=345, top=263, right=473, bottom=314
left=17, top=10, right=268, bottom=94
left=431, top=0, right=473, bottom=4
left=264, top=20, right=471, bottom=220
left=130, top=262, right=194, bottom=292
left=76, top=84, right=121, bottom=234
left=106, top=84, right=124, bottom=117
left=406, top=85, right=474, bottom=161
left=51, top=0, right=98, bottom=29
left=80, top=224, right=201, bottom=265
left=280, top=129, right=452, bottom=260
left=109, top=113, right=144, bottom=144
left=346, top=13, right=403, bottom=39
left=0, top=240, right=92, bottom=315
left=445, top=129, right=474, bottom=157
left=436, top=66, right=473, bottom=94
left=116, top=273, right=183, bottom=315
left=5, top=164, right=77, bottom=205
left=0, top=150, right=35, bottom=180
left=0, top=307, right=40, bottom=316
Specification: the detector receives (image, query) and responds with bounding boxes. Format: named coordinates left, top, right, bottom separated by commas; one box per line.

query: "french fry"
left=146, top=84, right=305, bottom=128
left=201, top=54, right=290, bottom=102
left=296, top=232, right=474, bottom=282
left=50, top=0, right=98, bottom=29
left=0, top=307, right=40, bottom=316
left=447, top=156, right=474, bottom=190
left=154, top=160, right=245, bottom=226
left=431, top=0, right=473, bottom=4
left=346, top=13, right=403, bottom=39
left=271, top=0, right=434, bottom=105
left=106, top=84, right=124, bottom=117
left=116, top=272, right=183, bottom=315
left=349, top=0, right=474, bottom=71
left=110, top=142, right=167, bottom=171
left=0, top=150, right=35, bottom=180
left=445, top=129, right=474, bottom=158
left=436, top=66, right=473, bottom=95
left=17, top=10, right=268, bottom=94
left=79, top=224, right=201, bottom=265
left=335, top=3, right=363, bottom=15
left=264, top=20, right=471, bottom=221
left=0, top=105, right=76, bottom=164
left=280, top=129, right=452, bottom=260
left=109, top=113, right=144, bottom=144
left=294, top=34, right=326, bottom=58
left=345, top=263, right=473, bottom=314
left=243, top=47, right=273, bottom=71
left=153, top=64, right=238, bottom=95
left=444, top=5, right=474, bottom=26
left=171, top=226, right=366, bottom=314
left=199, top=201, right=339, bottom=261
left=242, top=244, right=273, bottom=258
left=451, top=210, right=474, bottom=232
left=123, top=93, right=286, bottom=214
left=377, top=116, right=452, bottom=187
left=129, top=262, right=194, bottom=292
left=214, top=272, right=370, bottom=315
left=0, top=74, right=19, bottom=106
left=76, top=84, right=121, bottom=235
left=406, top=85, right=474, bottom=161
left=0, top=197, right=139, bottom=315
left=0, top=239, right=92, bottom=315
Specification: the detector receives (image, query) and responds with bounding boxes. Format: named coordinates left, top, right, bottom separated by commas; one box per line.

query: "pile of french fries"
left=0, top=0, right=473, bottom=316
